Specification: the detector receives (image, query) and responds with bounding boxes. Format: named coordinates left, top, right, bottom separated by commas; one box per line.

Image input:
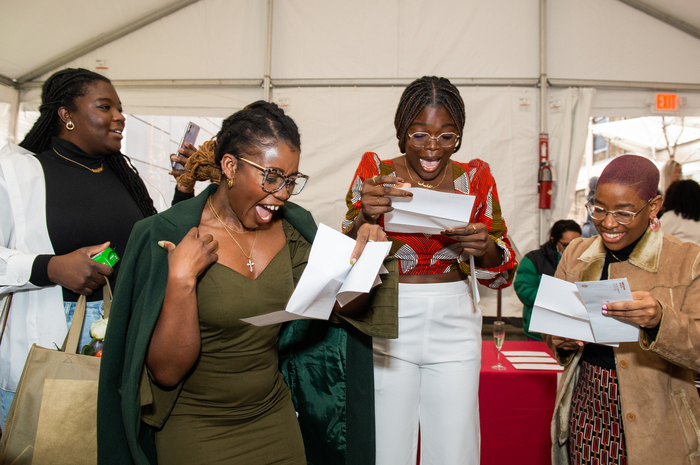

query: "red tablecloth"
left=479, top=341, right=559, bottom=465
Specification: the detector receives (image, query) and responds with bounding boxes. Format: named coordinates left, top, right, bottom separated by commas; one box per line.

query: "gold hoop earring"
left=228, top=178, right=233, bottom=189
left=66, top=121, right=75, bottom=131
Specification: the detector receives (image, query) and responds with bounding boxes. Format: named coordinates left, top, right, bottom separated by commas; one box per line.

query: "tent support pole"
left=618, top=0, right=700, bottom=42
left=538, top=0, right=548, bottom=245
left=0, top=74, right=16, bottom=89
left=263, top=0, right=274, bottom=102
left=10, top=89, right=20, bottom=145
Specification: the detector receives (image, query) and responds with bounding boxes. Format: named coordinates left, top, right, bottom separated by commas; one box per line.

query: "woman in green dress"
left=97, top=101, right=390, bottom=464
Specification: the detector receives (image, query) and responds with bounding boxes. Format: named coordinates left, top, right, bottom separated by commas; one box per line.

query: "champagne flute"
left=492, top=320, right=506, bottom=370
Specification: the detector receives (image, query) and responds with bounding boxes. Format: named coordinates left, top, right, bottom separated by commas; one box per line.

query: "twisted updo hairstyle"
left=179, top=101, right=301, bottom=188
left=20, top=68, right=157, bottom=217
left=394, top=76, right=465, bottom=154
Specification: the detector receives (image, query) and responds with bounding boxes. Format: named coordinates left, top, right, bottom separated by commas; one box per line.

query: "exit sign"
left=656, top=93, right=679, bottom=112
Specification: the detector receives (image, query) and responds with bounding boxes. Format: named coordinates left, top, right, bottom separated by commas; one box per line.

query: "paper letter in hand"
left=384, top=188, right=476, bottom=235
left=530, top=275, right=595, bottom=342
left=530, top=275, right=638, bottom=344
left=241, top=224, right=391, bottom=326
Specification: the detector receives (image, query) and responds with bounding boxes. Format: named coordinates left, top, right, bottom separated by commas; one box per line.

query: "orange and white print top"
left=343, top=152, right=517, bottom=289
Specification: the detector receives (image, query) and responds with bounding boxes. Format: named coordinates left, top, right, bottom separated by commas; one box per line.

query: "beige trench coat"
left=546, top=227, right=700, bottom=465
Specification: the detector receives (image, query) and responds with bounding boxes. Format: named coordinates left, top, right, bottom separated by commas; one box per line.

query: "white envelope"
left=530, top=275, right=595, bottom=342
left=384, top=188, right=475, bottom=235
left=575, top=279, right=638, bottom=344
left=530, top=275, right=639, bottom=344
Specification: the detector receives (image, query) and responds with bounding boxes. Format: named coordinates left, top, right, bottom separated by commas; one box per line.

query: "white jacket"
left=0, top=143, right=66, bottom=392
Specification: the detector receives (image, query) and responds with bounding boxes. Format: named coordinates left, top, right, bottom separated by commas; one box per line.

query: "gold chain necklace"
left=52, top=147, right=103, bottom=173
left=609, top=250, right=623, bottom=262
left=208, top=197, right=258, bottom=272
left=404, top=157, right=448, bottom=189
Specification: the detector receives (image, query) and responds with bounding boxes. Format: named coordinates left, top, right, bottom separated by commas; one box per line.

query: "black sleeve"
left=29, top=254, right=54, bottom=287
left=644, top=322, right=661, bottom=341
left=172, top=186, right=195, bottom=206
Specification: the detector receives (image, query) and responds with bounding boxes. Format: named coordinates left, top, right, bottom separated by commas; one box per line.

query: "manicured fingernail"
left=602, top=304, right=607, bottom=310
left=602, top=310, right=607, bottom=315
left=157, top=241, right=165, bottom=249
left=350, top=258, right=357, bottom=265
left=578, top=342, right=584, bottom=346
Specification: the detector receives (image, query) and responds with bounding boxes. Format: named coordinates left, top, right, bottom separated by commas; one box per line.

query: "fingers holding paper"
left=602, top=291, right=663, bottom=328
left=351, top=223, right=388, bottom=264
left=360, top=175, right=413, bottom=222
left=550, top=335, right=585, bottom=351
left=442, top=222, right=495, bottom=259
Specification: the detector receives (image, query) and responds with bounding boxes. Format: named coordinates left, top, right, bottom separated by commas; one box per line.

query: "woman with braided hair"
left=0, top=67, right=157, bottom=425
left=97, top=101, right=397, bottom=464
left=343, top=76, right=517, bottom=464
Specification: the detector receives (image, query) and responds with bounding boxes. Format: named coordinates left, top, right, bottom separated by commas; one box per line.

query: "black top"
left=29, top=137, right=145, bottom=302
left=581, top=233, right=660, bottom=368
left=525, top=241, right=559, bottom=277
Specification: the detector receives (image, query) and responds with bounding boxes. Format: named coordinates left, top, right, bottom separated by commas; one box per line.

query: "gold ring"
left=472, top=224, right=477, bottom=234
left=372, top=175, right=379, bottom=185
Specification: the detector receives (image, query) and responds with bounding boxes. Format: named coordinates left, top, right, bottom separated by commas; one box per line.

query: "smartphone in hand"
left=173, top=122, right=200, bottom=170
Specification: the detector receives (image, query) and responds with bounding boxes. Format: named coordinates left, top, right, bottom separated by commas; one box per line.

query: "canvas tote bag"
left=0, top=282, right=111, bottom=465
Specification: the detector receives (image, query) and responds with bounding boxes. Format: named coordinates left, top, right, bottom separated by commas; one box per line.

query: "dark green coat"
left=97, top=184, right=398, bottom=465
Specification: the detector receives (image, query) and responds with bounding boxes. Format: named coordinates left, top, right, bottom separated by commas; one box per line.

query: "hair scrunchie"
left=178, top=138, right=223, bottom=189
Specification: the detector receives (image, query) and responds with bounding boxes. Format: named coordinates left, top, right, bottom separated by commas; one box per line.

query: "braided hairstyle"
left=394, top=76, right=465, bottom=154
left=179, top=100, right=301, bottom=187
left=19, top=68, right=157, bottom=217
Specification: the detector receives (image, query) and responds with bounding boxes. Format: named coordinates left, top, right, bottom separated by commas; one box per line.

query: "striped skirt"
left=568, top=361, right=626, bottom=465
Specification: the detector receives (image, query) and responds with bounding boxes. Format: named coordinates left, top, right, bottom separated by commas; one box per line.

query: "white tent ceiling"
left=3, top=0, right=700, bottom=89
left=2, top=0, right=700, bottom=317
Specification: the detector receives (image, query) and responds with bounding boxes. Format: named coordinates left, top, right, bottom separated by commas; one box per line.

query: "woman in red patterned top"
left=343, top=76, right=517, bottom=465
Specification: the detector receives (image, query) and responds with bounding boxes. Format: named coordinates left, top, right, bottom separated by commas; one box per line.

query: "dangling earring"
left=227, top=177, right=233, bottom=189
left=66, top=121, right=75, bottom=131
left=650, top=215, right=660, bottom=230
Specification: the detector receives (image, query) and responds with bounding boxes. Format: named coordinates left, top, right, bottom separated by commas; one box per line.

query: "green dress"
left=153, top=221, right=308, bottom=464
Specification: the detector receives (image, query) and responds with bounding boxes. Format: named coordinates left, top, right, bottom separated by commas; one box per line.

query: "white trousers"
left=373, top=280, right=482, bottom=465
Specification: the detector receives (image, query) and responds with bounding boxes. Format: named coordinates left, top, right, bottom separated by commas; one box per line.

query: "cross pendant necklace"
left=208, top=197, right=258, bottom=273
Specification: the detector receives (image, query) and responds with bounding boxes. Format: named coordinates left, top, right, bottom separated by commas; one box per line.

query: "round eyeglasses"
left=238, top=157, right=309, bottom=196
left=407, top=132, right=459, bottom=148
left=585, top=198, right=652, bottom=225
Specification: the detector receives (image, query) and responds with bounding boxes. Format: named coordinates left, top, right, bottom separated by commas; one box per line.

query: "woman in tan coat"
left=545, top=154, right=700, bottom=465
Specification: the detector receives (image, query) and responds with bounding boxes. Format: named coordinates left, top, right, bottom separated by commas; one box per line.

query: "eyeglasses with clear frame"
left=407, top=132, right=460, bottom=148
left=585, top=198, right=653, bottom=225
left=237, top=157, right=309, bottom=196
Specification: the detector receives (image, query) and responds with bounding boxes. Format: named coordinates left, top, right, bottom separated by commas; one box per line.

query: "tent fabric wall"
left=272, top=0, right=539, bottom=79
left=30, top=0, right=267, bottom=82
left=550, top=0, right=700, bottom=84
left=0, top=84, right=18, bottom=144
left=546, top=87, right=594, bottom=224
